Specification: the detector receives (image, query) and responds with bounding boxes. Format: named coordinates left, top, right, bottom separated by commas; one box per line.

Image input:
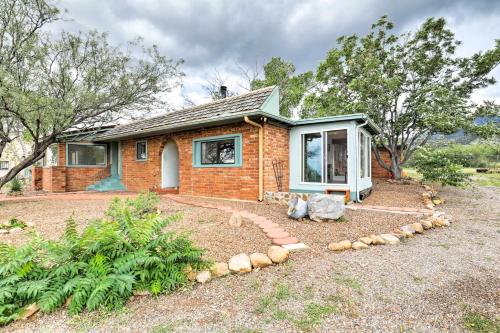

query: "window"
left=302, top=133, right=322, bottom=183
left=193, top=134, right=242, bottom=167
left=359, top=131, right=371, bottom=178
left=136, top=141, right=147, bottom=161
left=67, top=144, right=106, bottom=166
left=301, top=130, right=348, bottom=184
left=42, top=144, right=58, bottom=167
left=0, top=161, right=8, bottom=170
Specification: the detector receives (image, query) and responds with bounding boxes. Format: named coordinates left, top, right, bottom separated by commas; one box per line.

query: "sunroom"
left=288, top=114, right=380, bottom=202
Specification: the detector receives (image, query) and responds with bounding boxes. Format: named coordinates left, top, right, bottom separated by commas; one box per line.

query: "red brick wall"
left=372, top=149, right=392, bottom=178
left=32, top=167, right=43, bottom=190
left=263, top=123, right=289, bottom=193
left=119, top=121, right=289, bottom=201
left=41, top=166, right=66, bottom=192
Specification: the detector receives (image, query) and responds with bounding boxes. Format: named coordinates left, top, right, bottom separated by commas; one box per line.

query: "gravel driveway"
left=3, top=185, right=499, bottom=333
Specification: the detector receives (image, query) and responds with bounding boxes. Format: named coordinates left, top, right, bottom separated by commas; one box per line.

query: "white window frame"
left=358, top=129, right=371, bottom=179
left=300, top=128, right=349, bottom=185
left=0, top=160, right=9, bottom=170
left=136, top=140, right=148, bottom=161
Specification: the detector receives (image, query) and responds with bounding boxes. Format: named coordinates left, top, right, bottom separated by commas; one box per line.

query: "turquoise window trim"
left=192, top=133, right=243, bottom=168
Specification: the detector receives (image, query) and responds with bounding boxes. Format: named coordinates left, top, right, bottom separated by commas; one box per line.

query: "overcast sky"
left=54, top=0, right=500, bottom=109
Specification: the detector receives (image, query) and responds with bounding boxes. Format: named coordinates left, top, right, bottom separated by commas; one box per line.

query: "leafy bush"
left=413, top=148, right=471, bottom=186
left=0, top=192, right=207, bottom=325
left=7, top=178, right=23, bottom=195
left=0, top=217, right=26, bottom=230
left=408, top=143, right=500, bottom=168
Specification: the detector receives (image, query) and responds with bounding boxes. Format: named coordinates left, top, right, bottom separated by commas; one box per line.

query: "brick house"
left=33, top=86, right=381, bottom=201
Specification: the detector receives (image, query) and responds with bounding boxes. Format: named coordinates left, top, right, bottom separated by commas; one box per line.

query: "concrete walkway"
left=348, top=203, right=433, bottom=215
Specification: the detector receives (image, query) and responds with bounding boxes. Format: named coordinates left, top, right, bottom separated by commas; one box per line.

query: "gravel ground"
left=0, top=195, right=269, bottom=262
left=362, top=179, right=429, bottom=209
left=3, top=185, right=500, bottom=333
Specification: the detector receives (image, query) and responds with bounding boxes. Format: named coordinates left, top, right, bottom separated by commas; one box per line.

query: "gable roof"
left=95, top=86, right=279, bottom=141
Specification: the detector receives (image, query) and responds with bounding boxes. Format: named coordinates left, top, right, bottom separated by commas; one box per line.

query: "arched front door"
left=161, top=140, right=179, bottom=188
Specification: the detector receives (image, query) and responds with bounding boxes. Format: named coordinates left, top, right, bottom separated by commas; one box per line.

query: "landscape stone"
left=420, top=219, right=433, bottom=230
left=282, top=243, right=309, bottom=251
left=228, top=253, right=252, bottom=274
left=0, top=229, right=9, bottom=235
left=21, top=303, right=39, bottom=320
left=9, top=227, right=23, bottom=234
left=380, top=234, right=400, bottom=245
left=307, top=194, right=345, bottom=222
left=196, top=270, right=211, bottom=284
left=210, top=262, right=230, bottom=277
left=327, top=240, right=352, bottom=251
left=250, top=253, right=273, bottom=268
left=411, top=223, right=424, bottom=234
left=368, top=234, right=385, bottom=245
left=229, top=213, right=243, bottom=227
left=287, top=197, right=308, bottom=219
left=358, top=237, right=373, bottom=245
left=267, top=246, right=290, bottom=263
left=352, top=241, right=369, bottom=250
left=400, top=225, right=416, bottom=235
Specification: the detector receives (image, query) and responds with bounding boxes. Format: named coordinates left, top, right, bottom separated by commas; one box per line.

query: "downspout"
left=355, top=120, right=368, bottom=202
left=244, top=116, right=264, bottom=201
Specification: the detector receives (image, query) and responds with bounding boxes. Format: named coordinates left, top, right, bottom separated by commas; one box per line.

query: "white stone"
left=210, top=262, right=230, bottom=277
left=9, top=227, right=23, bottom=234
left=228, top=253, right=252, bottom=274
left=307, top=194, right=345, bottom=222
left=352, top=241, right=369, bottom=250
left=250, top=253, right=273, bottom=268
left=229, top=213, right=243, bottom=227
left=400, top=225, right=416, bottom=235
left=282, top=243, right=309, bottom=251
left=0, top=229, right=9, bottom=235
left=196, top=270, right=211, bottom=284
left=380, top=234, right=400, bottom=245
left=287, top=197, right=308, bottom=219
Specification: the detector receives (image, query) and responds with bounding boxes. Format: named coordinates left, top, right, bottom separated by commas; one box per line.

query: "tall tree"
left=0, top=0, right=183, bottom=188
left=251, top=57, right=314, bottom=117
left=304, top=16, right=500, bottom=179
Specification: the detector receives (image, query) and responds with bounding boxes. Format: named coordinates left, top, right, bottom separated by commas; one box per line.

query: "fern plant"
left=0, top=192, right=207, bottom=325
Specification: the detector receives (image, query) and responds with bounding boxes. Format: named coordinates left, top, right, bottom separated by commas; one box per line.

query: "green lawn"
left=404, top=168, right=500, bottom=187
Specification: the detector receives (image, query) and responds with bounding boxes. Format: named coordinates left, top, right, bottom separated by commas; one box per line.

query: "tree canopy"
left=0, top=0, right=183, bottom=187
left=303, top=16, right=500, bottom=179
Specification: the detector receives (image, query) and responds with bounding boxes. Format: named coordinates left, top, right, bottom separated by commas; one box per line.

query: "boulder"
left=352, top=241, right=369, bottom=250
left=250, top=253, right=273, bottom=268
left=228, top=253, right=252, bottom=274
left=210, top=262, right=230, bottom=277
left=327, top=240, right=352, bottom=251
left=391, top=232, right=406, bottom=240
left=287, top=197, right=308, bottom=219
left=400, top=225, right=416, bottom=235
left=431, top=217, right=447, bottom=227
left=420, top=219, right=433, bottom=230
left=411, top=223, right=424, bottom=234
left=307, top=194, right=345, bottom=222
left=368, top=234, right=385, bottom=245
left=229, top=213, right=243, bottom=227
left=183, top=265, right=197, bottom=281
left=267, top=246, right=290, bottom=263
left=196, top=270, right=211, bottom=284
left=358, top=237, right=373, bottom=245
left=380, top=234, right=400, bottom=245
left=0, top=229, right=9, bottom=235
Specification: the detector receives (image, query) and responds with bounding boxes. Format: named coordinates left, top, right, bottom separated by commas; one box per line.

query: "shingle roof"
left=95, top=86, right=278, bottom=141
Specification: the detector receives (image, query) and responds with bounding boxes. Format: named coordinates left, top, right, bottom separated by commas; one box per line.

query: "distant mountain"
left=430, top=116, right=499, bottom=144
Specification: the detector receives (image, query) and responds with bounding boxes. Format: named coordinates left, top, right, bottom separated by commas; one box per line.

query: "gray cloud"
left=54, top=0, right=500, bottom=104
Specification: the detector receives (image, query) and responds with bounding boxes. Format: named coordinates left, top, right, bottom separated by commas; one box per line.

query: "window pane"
left=366, top=136, right=371, bottom=178
left=0, top=161, right=8, bottom=170
left=360, top=132, right=366, bottom=178
left=325, top=130, right=348, bottom=184
left=303, top=133, right=322, bottom=183
left=68, top=144, right=106, bottom=166
left=136, top=142, right=147, bottom=160
left=201, top=139, right=235, bottom=164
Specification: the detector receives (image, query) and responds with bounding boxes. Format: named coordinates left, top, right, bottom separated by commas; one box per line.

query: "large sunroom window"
left=67, top=144, right=106, bottom=166
left=302, top=130, right=348, bottom=184
left=359, top=131, right=371, bottom=178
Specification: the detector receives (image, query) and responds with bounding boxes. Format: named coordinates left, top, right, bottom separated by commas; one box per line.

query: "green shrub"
left=7, top=178, right=22, bottom=195
left=0, top=192, right=207, bottom=325
left=413, top=148, right=471, bottom=186
left=0, top=217, right=26, bottom=230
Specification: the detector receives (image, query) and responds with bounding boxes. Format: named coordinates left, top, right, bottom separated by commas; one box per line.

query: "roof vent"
left=220, top=86, right=227, bottom=99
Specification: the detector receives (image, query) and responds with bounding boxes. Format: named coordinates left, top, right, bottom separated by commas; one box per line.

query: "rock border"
left=328, top=186, right=452, bottom=253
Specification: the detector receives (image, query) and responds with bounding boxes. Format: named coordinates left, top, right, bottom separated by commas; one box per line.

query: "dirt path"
left=3, top=185, right=500, bottom=333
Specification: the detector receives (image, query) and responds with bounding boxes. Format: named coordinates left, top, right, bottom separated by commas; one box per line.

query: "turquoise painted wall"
left=288, top=121, right=373, bottom=199
left=260, top=87, right=280, bottom=116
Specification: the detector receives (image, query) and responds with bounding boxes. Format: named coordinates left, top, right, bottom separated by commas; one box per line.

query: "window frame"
left=0, top=160, right=9, bottom=170
left=66, top=142, right=107, bottom=168
left=358, top=129, right=371, bottom=179
left=192, top=134, right=243, bottom=168
left=300, top=128, right=349, bottom=185
left=136, top=140, right=148, bottom=161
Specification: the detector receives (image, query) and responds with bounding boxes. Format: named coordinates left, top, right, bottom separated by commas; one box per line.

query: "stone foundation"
left=264, top=191, right=312, bottom=205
